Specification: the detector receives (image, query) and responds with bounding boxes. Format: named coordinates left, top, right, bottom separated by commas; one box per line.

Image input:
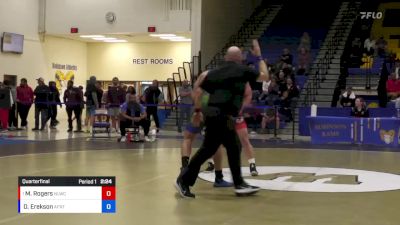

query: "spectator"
left=64, top=80, right=84, bottom=132
left=340, top=87, right=356, bottom=107
left=32, top=77, right=50, bottom=131
left=363, top=36, right=375, bottom=56
left=276, top=70, right=286, bottom=93
left=297, top=47, right=310, bottom=74
left=178, top=79, right=192, bottom=133
left=278, top=91, right=293, bottom=122
left=0, top=82, right=12, bottom=132
left=280, top=48, right=293, bottom=65
left=122, top=84, right=128, bottom=94
left=259, top=78, right=279, bottom=105
left=386, top=72, right=400, bottom=100
left=85, top=76, right=100, bottom=132
left=283, top=78, right=300, bottom=100
left=47, top=81, right=61, bottom=129
left=95, top=81, right=104, bottom=108
left=260, top=105, right=280, bottom=133
left=351, top=97, right=369, bottom=117
left=126, top=86, right=136, bottom=103
left=119, top=94, right=151, bottom=142
left=240, top=45, right=248, bottom=64
left=16, top=78, right=33, bottom=130
left=144, top=80, right=162, bottom=132
left=107, top=77, right=125, bottom=132
left=3, top=80, right=17, bottom=131
left=298, top=32, right=311, bottom=51
left=394, top=59, right=400, bottom=79
left=376, top=36, right=387, bottom=58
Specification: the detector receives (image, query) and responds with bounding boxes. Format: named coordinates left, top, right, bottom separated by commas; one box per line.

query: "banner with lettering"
left=308, top=116, right=355, bottom=144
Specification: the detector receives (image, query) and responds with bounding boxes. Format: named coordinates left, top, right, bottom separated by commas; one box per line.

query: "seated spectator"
left=259, top=78, right=280, bottom=105
left=278, top=91, right=293, bottom=122
left=351, top=97, right=369, bottom=117
left=283, top=78, right=300, bottom=100
left=376, top=36, right=387, bottom=58
left=243, top=111, right=262, bottom=134
left=280, top=48, right=293, bottom=65
left=360, top=53, right=373, bottom=69
left=275, top=70, right=287, bottom=93
left=297, top=47, right=310, bottom=74
left=282, top=63, right=294, bottom=79
left=298, top=32, right=311, bottom=51
left=363, top=36, right=375, bottom=56
left=260, top=105, right=280, bottom=133
left=340, top=87, right=356, bottom=107
left=119, top=94, right=151, bottom=142
left=386, top=72, right=400, bottom=100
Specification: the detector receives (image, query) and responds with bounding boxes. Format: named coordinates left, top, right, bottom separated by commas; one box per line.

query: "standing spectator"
left=178, top=79, right=192, bottom=133
left=47, top=81, right=61, bottom=129
left=0, top=82, right=12, bottom=132
left=126, top=86, right=136, bottom=102
left=3, top=80, right=17, bottom=130
left=351, top=97, right=369, bottom=117
left=376, top=37, right=388, bottom=58
left=144, top=80, right=162, bottom=133
left=107, top=77, right=125, bottom=132
left=16, top=78, right=33, bottom=130
left=340, top=87, right=356, bottom=107
left=64, top=80, right=84, bottom=132
left=32, top=77, right=50, bottom=131
left=298, top=32, right=311, bottom=51
left=363, top=36, right=375, bottom=56
left=297, top=47, right=310, bottom=74
left=386, top=72, right=400, bottom=100
left=122, top=84, right=128, bottom=94
left=95, top=81, right=104, bottom=108
left=85, top=76, right=100, bottom=132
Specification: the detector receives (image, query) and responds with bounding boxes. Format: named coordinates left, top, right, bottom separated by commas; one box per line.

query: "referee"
left=175, top=39, right=269, bottom=198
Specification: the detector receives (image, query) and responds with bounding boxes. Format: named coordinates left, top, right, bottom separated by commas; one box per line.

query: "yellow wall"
left=0, top=36, right=87, bottom=88
left=371, top=2, right=400, bottom=57
left=87, top=42, right=191, bottom=81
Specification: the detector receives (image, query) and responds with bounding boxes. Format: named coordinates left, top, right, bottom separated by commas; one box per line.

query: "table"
left=18, top=176, right=116, bottom=213
left=308, top=116, right=400, bottom=146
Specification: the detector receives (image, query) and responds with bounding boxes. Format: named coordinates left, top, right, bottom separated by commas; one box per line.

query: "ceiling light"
left=170, top=39, right=191, bottom=42
left=160, top=36, right=185, bottom=40
left=80, top=35, right=105, bottom=38
left=149, top=34, right=176, bottom=37
left=104, top=40, right=128, bottom=43
left=92, top=37, right=117, bottom=41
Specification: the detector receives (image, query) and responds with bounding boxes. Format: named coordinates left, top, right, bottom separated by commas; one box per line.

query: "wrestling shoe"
left=250, top=163, right=258, bottom=176
left=174, top=178, right=195, bottom=198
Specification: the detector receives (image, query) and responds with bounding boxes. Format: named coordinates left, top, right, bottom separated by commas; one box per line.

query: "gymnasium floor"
left=0, top=129, right=400, bottom=225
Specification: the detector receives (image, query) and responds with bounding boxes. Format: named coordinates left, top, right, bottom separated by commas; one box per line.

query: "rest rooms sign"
left=132, top=58, right=173, bottom=65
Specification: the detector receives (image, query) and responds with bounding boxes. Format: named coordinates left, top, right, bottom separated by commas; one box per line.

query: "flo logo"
left=198, top=166, right=400, bottom=192
left=360, top=12, right=383, bottom=19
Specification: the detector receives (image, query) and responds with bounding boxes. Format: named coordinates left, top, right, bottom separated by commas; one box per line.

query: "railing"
left=205, top=4, right=280, bottom=70
left=302, top=2, right=359, bottom=106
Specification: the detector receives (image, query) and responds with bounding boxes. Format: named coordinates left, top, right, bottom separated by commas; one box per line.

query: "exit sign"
left=70, top=27, right=79, bottom=33
left=148, top=26, right=156, bottom=33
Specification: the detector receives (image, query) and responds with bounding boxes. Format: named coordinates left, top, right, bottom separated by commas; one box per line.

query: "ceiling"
left=50, top=32, right=192, bottom=43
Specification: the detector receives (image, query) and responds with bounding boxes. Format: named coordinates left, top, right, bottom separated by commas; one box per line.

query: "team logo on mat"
left=198, top=166, right=400, bottom=192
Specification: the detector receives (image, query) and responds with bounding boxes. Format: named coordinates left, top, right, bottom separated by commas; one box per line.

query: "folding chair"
left=92, top=109, right=111, bottom=138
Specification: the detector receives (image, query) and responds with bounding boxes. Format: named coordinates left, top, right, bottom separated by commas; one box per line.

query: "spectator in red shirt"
left=107, top=77, right=125, bottom=132
left=16, top=78, right=34, bottom=130
left=386, top=72, right=400, bottom=100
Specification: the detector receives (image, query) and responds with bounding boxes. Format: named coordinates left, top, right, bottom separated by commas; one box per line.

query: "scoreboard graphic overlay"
left=18, top=177, right=116, bottom=213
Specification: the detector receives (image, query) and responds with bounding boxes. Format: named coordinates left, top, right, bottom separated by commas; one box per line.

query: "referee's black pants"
left=180, top=115, right=244, bottom=186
